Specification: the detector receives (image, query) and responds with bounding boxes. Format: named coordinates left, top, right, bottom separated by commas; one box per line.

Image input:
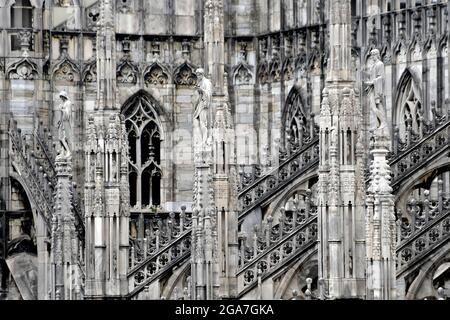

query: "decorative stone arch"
left=265, top=171, right=318, bottom=220
left=9, top=171, right=39, bottom=227
left=8, top=172, right=50, bottom=299
left=403, top=241, right=450, bottom=300
left=232, top=62, right=253, bottom=86
left=394, top=40, right=408, bottom=64
left=82, top=59, right=96, bottom=83
left=173, top=62, right=197, bottom=86
left=273, top=247, right=318, bottom=300
left=120, top=89, right=172, bottom=212
left=394, top=67, right=423, bottom=139
left=394, top=157, right=449, bottom=214
left=161, top=260, right=191, bottom=299
left=117, top=59, right=139, bottom=84
left=7, top=57, right=39, bottom=80
left=143, top=62, right=170, bottom=86
left=52, top=58, right=80, bottom=82
left=281, top=85, right=313, bottom=150
left=257, top=61, right=269, bottom=84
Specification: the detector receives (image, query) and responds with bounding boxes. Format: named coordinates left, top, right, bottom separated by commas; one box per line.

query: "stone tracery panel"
left=283, top=87, right=314, bottom=150
left=122, top=93, right=163, bottom=211
left=396, top=70, right=423, bottom=141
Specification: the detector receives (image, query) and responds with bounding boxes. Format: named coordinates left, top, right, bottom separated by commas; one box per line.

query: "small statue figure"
left=193, top=68, right=212, bottom=146
left=365, top=49, right=388, bottom=135
left=330, top=126, right=338, bottom=147
left=111, top=158, right=117, bottom=182
left=55, top=90, right=72, bottom=159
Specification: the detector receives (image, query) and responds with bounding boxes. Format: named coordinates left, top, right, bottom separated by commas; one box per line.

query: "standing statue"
left=365, top=49, right=388, bottom=134
left=55, top=90, right=72, bottom=159
left=193, top=68, right=212, bottom=146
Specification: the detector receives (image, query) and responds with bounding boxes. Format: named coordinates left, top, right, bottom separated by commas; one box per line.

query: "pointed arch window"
left=397, top=72, right=423, bottom=139
left=11, top=0, right=33, bottom=28
left=122, top=94, right=162, bottom=210
left=283, top=88, right=313, bottom=150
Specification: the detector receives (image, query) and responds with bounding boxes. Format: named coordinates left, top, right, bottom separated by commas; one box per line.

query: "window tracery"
left=397, top=71, right=423, bottom=140
left=283, top=88, right=313, bottom=150
left=123, top=94, right=162, bottom=211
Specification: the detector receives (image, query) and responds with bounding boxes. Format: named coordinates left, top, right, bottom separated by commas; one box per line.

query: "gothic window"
left=283, top=88, right=312, bottom=149
left=397, top=71, right=423, bottom=139
left=11, top=0, right=33, bottom=28
left=123, top=94, right=162, bottom=210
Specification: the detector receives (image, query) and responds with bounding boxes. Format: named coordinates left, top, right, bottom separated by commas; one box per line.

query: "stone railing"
left=33, top=120, right=85, bottom=236
left=237, top=193, right=318, bottom=296
left=9, top=118, right=85, bottom=237
left=238, top=137, right=320, bottom=219
left=9, top=119, right=54, bottom=227
left=389, top=117, right=450, bottom=190
left=33, top=119, right=57, bottom=184
left=127, top=209, right=192, bottom=297
left=396, top=184, right=450, bottom=276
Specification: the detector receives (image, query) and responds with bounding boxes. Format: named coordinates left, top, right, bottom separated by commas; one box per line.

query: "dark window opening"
left=11, top=0, right=33, bottom=28
left=123, top=94, right=162, bottom=210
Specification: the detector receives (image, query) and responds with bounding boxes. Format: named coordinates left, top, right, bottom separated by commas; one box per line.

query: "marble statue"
left=365, top=49, right=388, bottom=134
left=55, top=90, right=72, bottom=159
left=193, top=68, right=212, bottom=146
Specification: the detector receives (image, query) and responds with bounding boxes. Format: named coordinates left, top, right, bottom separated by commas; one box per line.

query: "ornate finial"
left=18, top=31, right=32, bottom=56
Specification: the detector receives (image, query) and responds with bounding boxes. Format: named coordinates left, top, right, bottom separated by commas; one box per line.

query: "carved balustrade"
left=238, top=137, right=320, bottom=218
left=9, top=119, right=54, bottom=227
left=127, top=209, right=192, bottom=297
left=33, top=120, right=57, bottom=183
left=9, top=118, right=85, bottom=239
left=237, top=193, right=318, bottom=295
left=396, top=182, right=450, bottom=276
left=388, top=118, right=450, bottom=189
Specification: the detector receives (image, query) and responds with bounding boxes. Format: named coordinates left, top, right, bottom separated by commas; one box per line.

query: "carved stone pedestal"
left=366, top=134, right=397, bottom=300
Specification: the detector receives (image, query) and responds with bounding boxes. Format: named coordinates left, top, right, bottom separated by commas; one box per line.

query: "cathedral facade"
left=0, top=0, right=449, bottom=300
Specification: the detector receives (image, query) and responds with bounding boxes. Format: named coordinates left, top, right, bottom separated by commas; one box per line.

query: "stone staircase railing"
left=33, top=119, right=58, bottom=184
left=396, top=185, right=450, bottom=277
left=238, top=137, right=320, bottom=219
left=236, top=193, right=318, bottom=296
left=8, top=119, right=55, bottom=228
left=127, top=209, right=192, bottom=298
left=33, top=119, right=85, bottom=236
left=388, top=117, right=450, bottom=190
left=9, top=117, right=85, bottom=239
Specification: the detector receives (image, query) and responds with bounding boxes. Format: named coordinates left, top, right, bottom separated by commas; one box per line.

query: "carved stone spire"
left=84, top=0, right=129, bottom=299
left=318, top=0, right=366, bottom=299
left=52, top=156, right=82, bottom=300
left=328, top=0, right=354, bottom=82
left=366, top=134, right=397, bottom=300
left=190, top=0, right=237, bottom=301
left=96, top=0, right=117, bottom=110
left=204, top=0, right=224, bottom=94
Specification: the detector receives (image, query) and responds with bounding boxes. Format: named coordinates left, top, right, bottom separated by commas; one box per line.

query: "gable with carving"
left=52, top=58, right=80, bottom=82
left=173, top=62, right=197, bottom=86
left=7, top=58, right=39, bottom=80
left=117, top=59, right=138, bottom=84
left=144, top=62, right=170, bottom=86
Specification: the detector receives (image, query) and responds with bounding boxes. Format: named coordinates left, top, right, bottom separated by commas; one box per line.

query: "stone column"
left=318, top=0, right=366, bottom=299
left=52, top=156, right=81, bottom=300
left=366, top=134, right=397, bottom=300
